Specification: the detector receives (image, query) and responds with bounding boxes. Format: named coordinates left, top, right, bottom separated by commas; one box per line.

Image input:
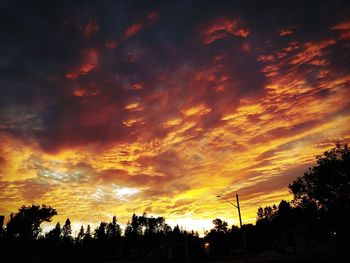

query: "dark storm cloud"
left=1, top=0, right=349, bottom=152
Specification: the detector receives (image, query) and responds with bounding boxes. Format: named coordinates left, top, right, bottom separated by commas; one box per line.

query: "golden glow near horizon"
left=1, top=5, right=350, bottom=235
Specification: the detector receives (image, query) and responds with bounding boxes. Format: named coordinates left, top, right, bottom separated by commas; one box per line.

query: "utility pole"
left=236, top=194, right=247, bottom=263
left=217, top=194, right=247, bottom=263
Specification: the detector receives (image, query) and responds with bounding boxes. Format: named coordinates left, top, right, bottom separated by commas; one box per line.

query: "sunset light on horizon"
left=1, top=0, right=350, bottom=235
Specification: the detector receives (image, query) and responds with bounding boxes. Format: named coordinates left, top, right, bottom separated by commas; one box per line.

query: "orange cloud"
left=182, top=104, right=212, bottom=117
left=125, top=102, right=143, bottom=112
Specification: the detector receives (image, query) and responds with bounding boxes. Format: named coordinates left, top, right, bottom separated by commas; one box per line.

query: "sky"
left=1, top=0, right=350, bottom=234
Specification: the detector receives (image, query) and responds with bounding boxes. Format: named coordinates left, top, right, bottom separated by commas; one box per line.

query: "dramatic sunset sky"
left=1, top=0, right=350, bottom=234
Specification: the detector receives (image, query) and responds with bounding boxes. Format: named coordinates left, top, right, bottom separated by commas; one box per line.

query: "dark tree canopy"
left=62, top=218, right=72, bottom=240
left=45, top=222, right=61, bottom=240
left=106, top=216, right=121, bottom=239
left=288, top=142, right=350, bottom=212
left=212, top=218, right=229, bottom=233
left=84, top=225, right=92, bottom=241
left=76, top=225, right=85, bottom=243
left=94, top=222, right=108, bottom=240
left=125, top=213, right=170, bottom=237
left=256, top=205, right=278, bottom=223
left=6, top=204, right=57, bottom=239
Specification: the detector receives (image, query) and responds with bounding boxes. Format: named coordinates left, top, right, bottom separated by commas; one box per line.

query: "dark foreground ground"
left=4, top=251, right=348, bottom=263
left=213, top=254, right=348, bottom=263
left=96, top=253, right=348, bottom=263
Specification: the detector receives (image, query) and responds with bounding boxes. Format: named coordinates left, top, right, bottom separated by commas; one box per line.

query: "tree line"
left=0, top=142, right=349, bottom=262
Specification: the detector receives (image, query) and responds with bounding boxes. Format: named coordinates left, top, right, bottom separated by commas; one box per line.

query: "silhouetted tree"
left=62, top=218, right=72, bottom=240
left=256, top=205, right=277, bottom=223
left=6, top=204, right=56, bottom=239
left=76, top=225, right=85, bottom=243
left=84, top=224, right=92, bottom=241
left=132, top=213, right=143, bottom=234
left=212, top=218, right=228, bottom=233
left=172, top=224, right=182, bottom=235
left=289, top=142, right=350, bottom=238
left=106, top=216, right=121, bottom=239
left=205, top=219, right=236, bottom=257
left=126, top=213, right=171, bottom=236
left=289, top=142, right=350, bottom=211
left=46, top=222, right=61, bottom=240
left=125, top=213, right=139, bottom=237
left=145, top=215, right=170, bottom=234
left=94, top=222, right=107, bottom=240
left=277, top=200, right=292, bottom=215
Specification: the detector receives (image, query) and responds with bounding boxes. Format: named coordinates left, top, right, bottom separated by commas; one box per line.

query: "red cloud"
left=279, top=28, right=293, bottom=36
left=72, top=86, right=99, bottom=97
left=122, top=11, right=159, bottom=40
left=288, top=39, right=336, bottom=65
left=331, top=21, right=350, bottom=31
left=65, top=48, right=99, bottom=79
left=331, top=20, right=350, bottom=40
left=132, top=83, right=144, bottom=90
left=123, top=22, right=144, bottom=39
left=147, top=11, right=159, bottom=23
left=84, top=19, right=99, bottom=38
left=79, top=63, right=96, bottom=75
left=105, top=40, right=118, bottom=49
left=202, top=18, right=250, bottom=44
left=65, top=72, right=79, bottom=80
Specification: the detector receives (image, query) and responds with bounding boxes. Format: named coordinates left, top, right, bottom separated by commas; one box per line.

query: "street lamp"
left=217, top=194, right=247, bottom=262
